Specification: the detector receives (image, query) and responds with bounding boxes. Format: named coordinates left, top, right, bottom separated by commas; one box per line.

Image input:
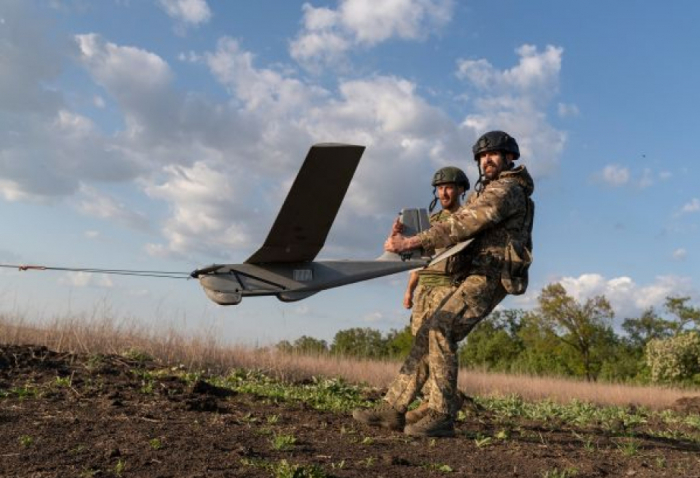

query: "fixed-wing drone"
left=190, top=143, right=433, bottom=305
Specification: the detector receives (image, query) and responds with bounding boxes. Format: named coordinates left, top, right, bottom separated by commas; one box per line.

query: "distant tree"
left=276, top=340, right=293, bottom=353
left=459, top=309, right=525, bottom=371
left=536, top=283, right=615, bottom=381
left=330, top=327, right=387, bottom=358
left=385, top=326, right=413, bottom=359
left=646, top=331, right=700, bottom=383
left=665, top=296, right=700, bottom=332
left=293, top=335, right=328, bottom=354
left=622, top=307, right=675, bottom=350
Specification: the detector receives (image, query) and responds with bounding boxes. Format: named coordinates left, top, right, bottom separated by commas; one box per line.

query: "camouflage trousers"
left=385, top=273, right=507, bottom=417
left=410, top=283, right=456, bottom=336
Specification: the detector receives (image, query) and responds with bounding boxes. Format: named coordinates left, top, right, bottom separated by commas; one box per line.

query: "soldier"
left=401, top=166, right=469, bottom=425
left=353, top=130, right=535, bottom=437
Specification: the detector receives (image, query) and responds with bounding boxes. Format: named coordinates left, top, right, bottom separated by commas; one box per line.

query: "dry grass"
left=1, top=312, right=696, bottom=410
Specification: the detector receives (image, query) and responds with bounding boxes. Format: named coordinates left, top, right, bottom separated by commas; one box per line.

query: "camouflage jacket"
left=417, top=165, right=535, bottom=277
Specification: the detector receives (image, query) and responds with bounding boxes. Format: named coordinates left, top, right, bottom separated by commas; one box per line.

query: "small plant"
left=474, top=433, right=492, bottom=448
left=424, top=463, right=453, bottom=473
left=495, top=429, right=510, bottom=440
left=271, top=433, right=297, bottom=451
left=54, top=375, right=72, bottom=388
left=79, top=469, right=100, bottom=478
left=114, top=459, right=126, bottom=476
left=149, top=438, right=163, bottom=450
left=542, top=467, right=578, bottom=478
left=361, top=436, right=374, bottom=445
left=359, top=456, right=375, bottom=467
left=271, top=459, right=327, bottom=478
left=330, top=460, right=345, bottom=470
left=122, top=348, right=153, bottom=363
left=19, top=435, right=34, bottom=447
left=617, top=438, right=640, bottom=457
left=267, top=414, right=280, bottom=424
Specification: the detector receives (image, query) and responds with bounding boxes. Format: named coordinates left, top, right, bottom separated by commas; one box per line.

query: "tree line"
left=276, top=283, right=700, bottom=385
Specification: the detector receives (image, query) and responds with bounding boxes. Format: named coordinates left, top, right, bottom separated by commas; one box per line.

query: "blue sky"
left=1, top=0, right=698, bottom=344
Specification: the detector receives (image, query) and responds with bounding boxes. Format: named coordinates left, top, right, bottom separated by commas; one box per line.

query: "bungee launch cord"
left=0, top=263, right=191, bottom=280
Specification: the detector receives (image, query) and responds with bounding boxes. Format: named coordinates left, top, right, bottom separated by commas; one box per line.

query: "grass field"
left=1, top=312, right=696, bottom=410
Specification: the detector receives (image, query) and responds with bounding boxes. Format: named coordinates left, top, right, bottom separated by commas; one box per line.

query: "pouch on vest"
left=501, top=239, right=532, bottom=295
left=500, top=196, right=534, bottom=295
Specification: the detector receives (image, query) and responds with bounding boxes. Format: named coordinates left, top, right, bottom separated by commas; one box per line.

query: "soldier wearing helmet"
left=400, top=166, right=469, bottom=425
left=355, top=131, right=535, bottom=437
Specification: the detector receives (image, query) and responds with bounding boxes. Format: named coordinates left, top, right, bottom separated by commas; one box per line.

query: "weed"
left=8, top=385, right=40, bottom=400
left=18, top=435, right=34, bottom=447
left=655, top=456, right=666, bottom=468
left=70, top=444, right=87, bottom=455
left=217, top=371, right=370, bottom=413
left=330, top=460, right=345, bottom=470
left=271, top=459, right=327, bottom=478
left=149, top=438, right=163, bottom=450
left=359, top=456, right=375, bottom=467
left=79, top=469, right=100, bottom=478
left=542, top=467, right=578, bottom=478
left=114, top=459, right=126, bottom=476
left=495, top=429, right=510, bottom=440
left=361, top=436, right=374, bottom=445
left=53, top=375, right=72, bottom=388
left=267, top=414, right=280, bottom=424
left=241, top=458, right=326, bottom=478
left=474, top=433, right=492, bottom=448
left=240, top=412, right=258, bottom=424
left=122, top=348, right=153, bottom=363
left=429, top=438, right=437, bottom=448
left=271, top=433, right=297, bottom=451
left=424, top=463, right=454, bottom=473
left=617, top=438, right=640, bottom=457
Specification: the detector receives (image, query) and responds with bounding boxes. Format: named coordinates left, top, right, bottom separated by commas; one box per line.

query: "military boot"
left=405, top=401, right=430, bottom=425
left=352, top=402, right=405, bottom=431
left=404, top=409, right=454, bottom=437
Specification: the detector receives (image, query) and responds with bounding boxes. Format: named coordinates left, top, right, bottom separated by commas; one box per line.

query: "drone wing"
left=245, top=143, right=365, bottom=264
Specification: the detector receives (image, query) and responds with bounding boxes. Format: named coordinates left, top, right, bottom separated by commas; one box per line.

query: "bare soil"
left=1, top=344, right=699, bottom=477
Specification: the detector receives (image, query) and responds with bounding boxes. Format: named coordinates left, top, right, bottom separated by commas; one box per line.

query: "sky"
left=1, top=0, right=699, bottom=345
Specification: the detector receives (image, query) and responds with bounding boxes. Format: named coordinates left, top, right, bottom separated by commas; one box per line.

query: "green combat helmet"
left=430, top=166, right=469, bottom=212
left=472, top=130, right=520, bottom=161
left=431, top=166, right=470, bottom=191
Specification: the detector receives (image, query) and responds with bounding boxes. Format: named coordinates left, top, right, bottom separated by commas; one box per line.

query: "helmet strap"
left=429, top=187, right=438, bottom=213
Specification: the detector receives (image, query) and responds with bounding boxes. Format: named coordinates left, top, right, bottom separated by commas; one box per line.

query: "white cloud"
left=681, top=198, right=700, bottom=214
left=76, top=185, right=152, bottom=232
left=557, top=102, right=579, bottom=118
left=59, top=272, right=114, bottom=288
left=290, top=0, right=454, bottom=68
left=457, top=45, right=567, bottom=178
left=556, top=273, right=696, bottom=322
left=157, top=0, right=211, bottom=26
left=601, top=164, right=630, bottom=186
left=672, top=248, right=687, bottom=261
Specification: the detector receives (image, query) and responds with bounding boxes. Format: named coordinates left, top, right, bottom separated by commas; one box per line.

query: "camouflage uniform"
left=384, top=164, right=535, bottom=418
left=410, top=209, right=457, bottom=336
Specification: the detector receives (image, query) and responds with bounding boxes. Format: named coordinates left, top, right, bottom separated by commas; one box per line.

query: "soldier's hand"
left=384, top=234, right=421, bottom=253
left=403, top=291, right=413, bottom=309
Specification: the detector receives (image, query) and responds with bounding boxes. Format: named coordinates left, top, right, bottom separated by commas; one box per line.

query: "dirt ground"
left=1, top=344, right=700, bottom=478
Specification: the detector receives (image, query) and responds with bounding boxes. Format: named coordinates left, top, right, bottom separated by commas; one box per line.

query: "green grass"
left=270, top=433, right=297, bottom=451
left=210, top=369, right=371, bottom=412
